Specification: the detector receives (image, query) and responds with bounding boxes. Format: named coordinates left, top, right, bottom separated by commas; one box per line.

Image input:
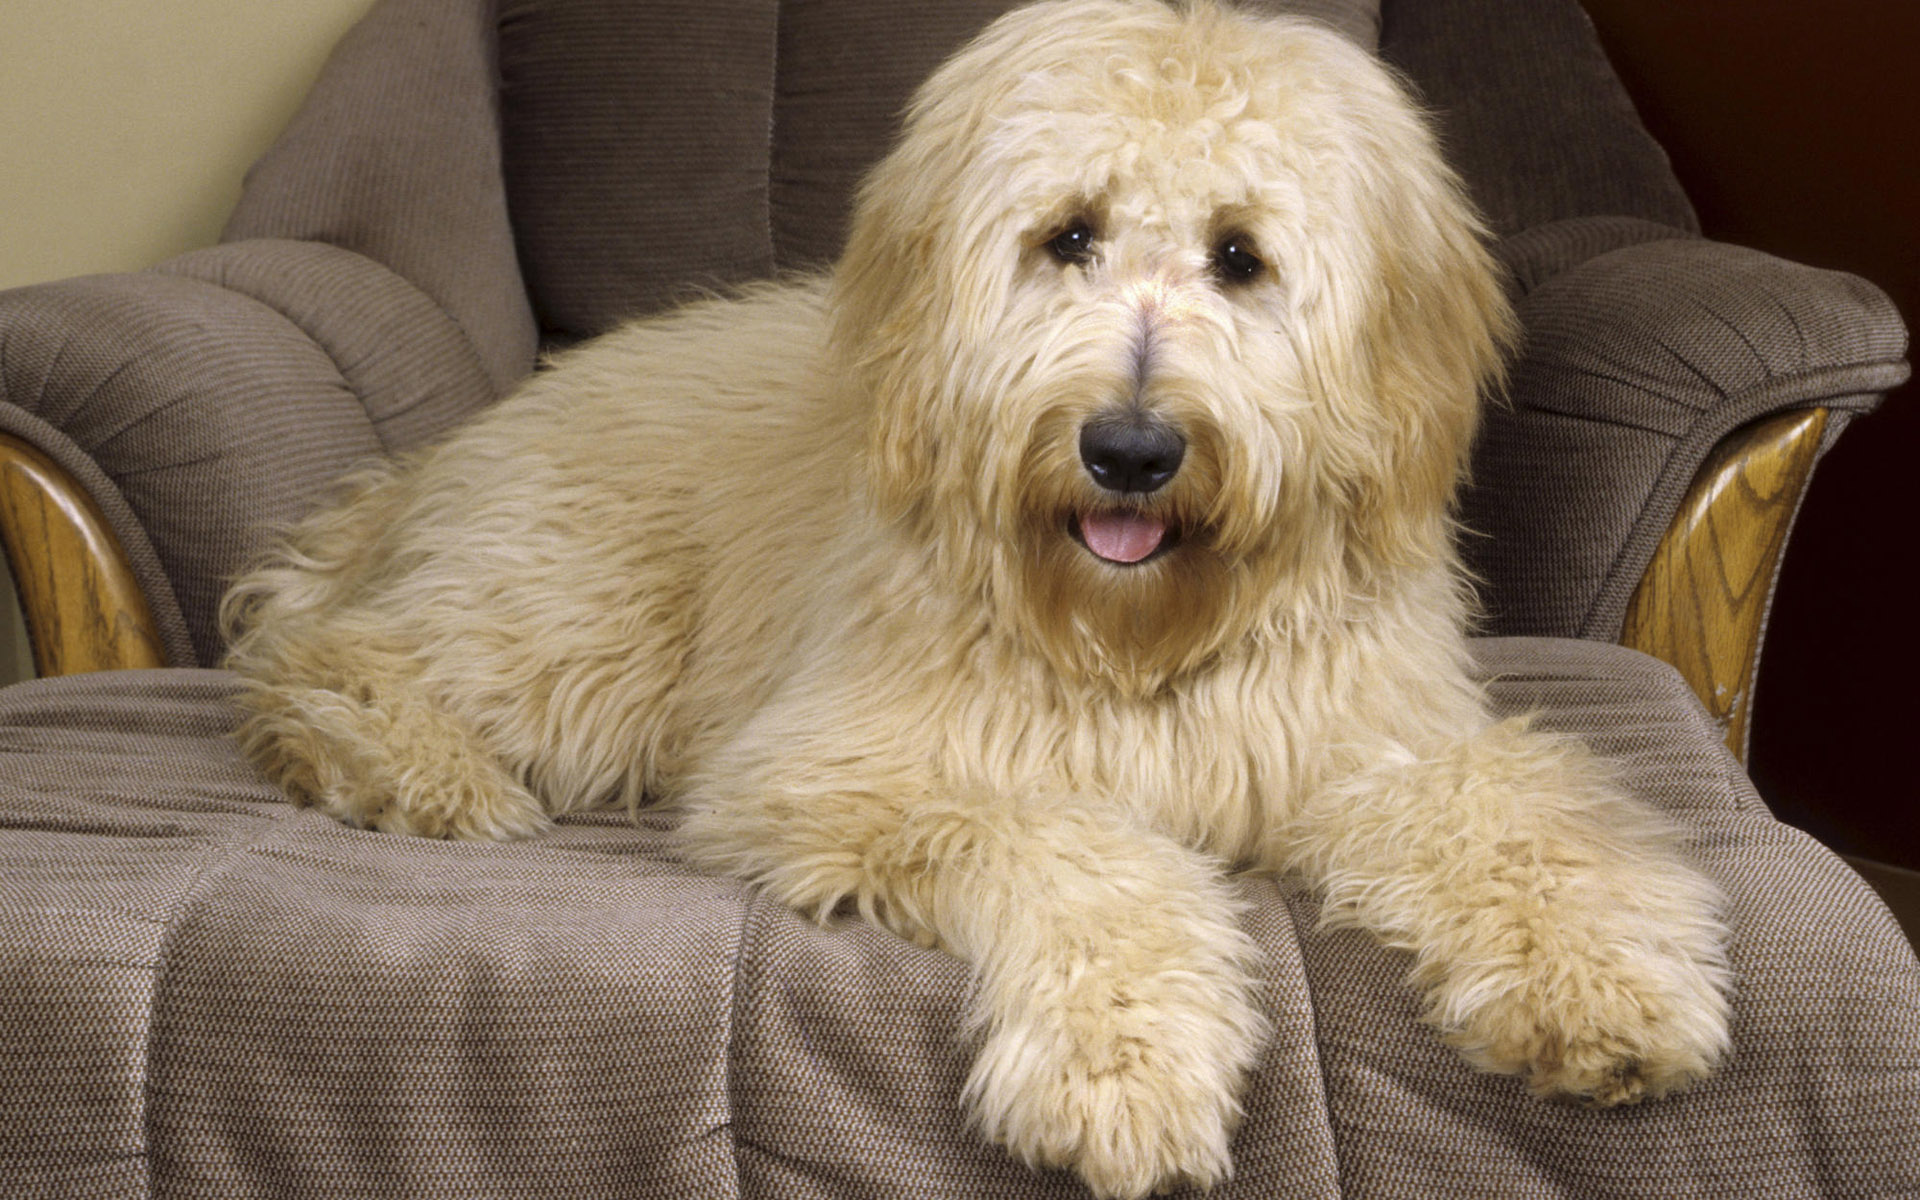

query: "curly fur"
left=223, top=3, right=1732, bottom=1194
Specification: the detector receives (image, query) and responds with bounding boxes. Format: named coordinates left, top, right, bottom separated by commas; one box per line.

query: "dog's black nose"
left=1079, top=414, right=1186, bottom=495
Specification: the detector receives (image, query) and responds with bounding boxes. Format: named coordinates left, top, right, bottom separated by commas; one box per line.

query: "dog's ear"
left=1291, top=45, right=1519, bottom=577
left=828, top=30, right=1028, bottom=531
left=831, top=176, right=947, bottom=528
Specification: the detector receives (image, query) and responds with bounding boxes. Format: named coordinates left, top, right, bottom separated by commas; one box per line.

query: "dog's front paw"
left=964, top=970, right=1266, bottom=1198
left=1435, top=933, right=1731, bottom=1106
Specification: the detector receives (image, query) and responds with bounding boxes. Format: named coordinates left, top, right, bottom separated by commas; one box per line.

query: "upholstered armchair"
left=3, top=0, right=1915, bottom=1195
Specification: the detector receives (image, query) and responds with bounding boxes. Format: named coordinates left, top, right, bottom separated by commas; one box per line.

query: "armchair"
left=3, top=0, right=1915, bottom=1195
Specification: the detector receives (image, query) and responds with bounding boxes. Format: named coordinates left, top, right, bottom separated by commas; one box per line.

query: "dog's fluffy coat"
left=223, top=3, right=1733, bottom=1195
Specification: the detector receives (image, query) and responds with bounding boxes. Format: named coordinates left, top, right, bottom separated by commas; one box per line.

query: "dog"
left=222, top=1, right=1733, bottom=1195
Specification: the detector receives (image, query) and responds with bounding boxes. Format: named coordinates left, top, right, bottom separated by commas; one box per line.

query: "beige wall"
left=0, top=0, right=379, bottom=290
left=1, top=0, right=378, bottom=683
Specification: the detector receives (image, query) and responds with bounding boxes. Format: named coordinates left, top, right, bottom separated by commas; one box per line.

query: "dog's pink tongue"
left=1080, top=511, right=1166, bottom=564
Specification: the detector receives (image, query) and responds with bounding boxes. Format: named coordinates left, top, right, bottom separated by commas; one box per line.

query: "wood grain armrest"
left=0, top=432, right=166, bottom=676
left=1620, top=408, right=1829, bottom=764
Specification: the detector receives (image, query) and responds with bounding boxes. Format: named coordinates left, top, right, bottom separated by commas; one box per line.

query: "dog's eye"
left=1046, top=223, right=1096, bottom=266
left=1212, top=236, right=1264, bottom=285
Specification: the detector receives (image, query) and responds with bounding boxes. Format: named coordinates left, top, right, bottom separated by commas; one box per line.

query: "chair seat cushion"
left=2, top=638, right=1915, bottom=1197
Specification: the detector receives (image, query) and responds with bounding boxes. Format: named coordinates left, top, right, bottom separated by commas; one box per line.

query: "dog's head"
left=831, top=0, right=1514, bottom=692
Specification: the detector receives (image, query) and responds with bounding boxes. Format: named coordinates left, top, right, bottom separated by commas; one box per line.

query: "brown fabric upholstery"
left=222, top=0, right=539, bottom=396
left=1379, top=0, right=1699, bottom=240
left=1492, top=215, right=1689, bottom=296
left=3, top=642, right=1915, bottom=1197
left=0, top=242, right=497, bottom=666
left=497, top=0, right=785, bottom=339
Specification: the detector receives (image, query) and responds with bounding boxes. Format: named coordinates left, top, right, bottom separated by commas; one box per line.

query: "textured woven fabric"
left=156, top=242, right=498, bottom=455
left=3, top=642, right=1916, bottom=1198
left=1493, top=215, right=1693, bottom=296
left=0, top=243, right=498, bottom=667
left=497, top=0, right=784, bottom=340
left=1380, top=0, right=1698, bottom=240
left=1462, top=237, right=1910, bottom=643
left=221, top=0, right=539, bottom=396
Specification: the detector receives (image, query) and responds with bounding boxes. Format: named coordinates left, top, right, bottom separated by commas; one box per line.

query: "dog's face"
left=832, top=0, right=1514, bottom=692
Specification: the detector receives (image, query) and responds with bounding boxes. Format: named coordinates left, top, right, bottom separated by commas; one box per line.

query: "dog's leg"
left=1275, top=716, right=1732, bottom=1105
left=679, top=764, right=1268, bottom=1199
left=229, top=637, right=551, bottom=842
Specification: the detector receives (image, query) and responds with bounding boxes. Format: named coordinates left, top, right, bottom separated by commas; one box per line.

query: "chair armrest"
left=0, top=433, right=165, bottom=675
left=1463, top=236, right=1908, bottom=642
left=0, top=240, right=500, bottom=669
left=1461, top=236, right=1909, bottom=746
left=1620, top=407, right=1828, bottom=763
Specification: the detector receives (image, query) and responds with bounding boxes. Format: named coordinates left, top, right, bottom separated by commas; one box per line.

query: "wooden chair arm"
left=1621, top=407, right=1830, bottom=765
left=0, top=432, right=166, bottom=677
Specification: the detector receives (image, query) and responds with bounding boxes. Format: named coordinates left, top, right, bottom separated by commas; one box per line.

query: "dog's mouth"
left=1069, top=509, right=1182, bottom=566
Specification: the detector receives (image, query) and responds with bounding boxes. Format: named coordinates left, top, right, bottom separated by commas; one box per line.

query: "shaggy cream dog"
left=223, top=1, right=1733, bottom=1195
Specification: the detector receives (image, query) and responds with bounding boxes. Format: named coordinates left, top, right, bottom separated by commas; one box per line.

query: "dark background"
left=1577, top=0, right=1919, bottom=870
